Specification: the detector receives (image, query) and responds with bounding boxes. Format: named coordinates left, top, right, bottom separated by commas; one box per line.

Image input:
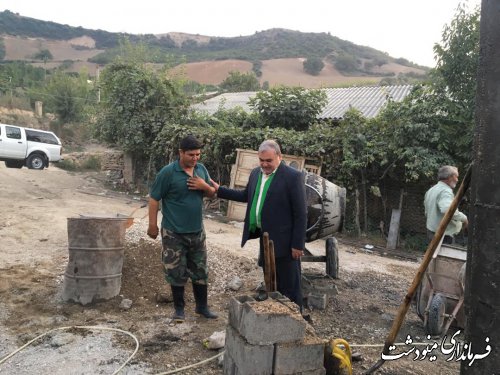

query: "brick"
left=239, top=299, right=306, bottom=345
left=224, top=325, right=274, bottom=375
left=273, top=330, right=325, bottom=374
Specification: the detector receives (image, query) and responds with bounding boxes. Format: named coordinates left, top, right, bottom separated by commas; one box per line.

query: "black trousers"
left=427, top=230, right=453, bottom=244
left=257, top=237, right=303, bottom=308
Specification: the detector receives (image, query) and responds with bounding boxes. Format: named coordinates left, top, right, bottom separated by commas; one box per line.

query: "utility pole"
left=8, top=76, right=13, bottom=108
left=461, top=1, right=500, bottom=373
left=96, top=66, right=101, bottom=103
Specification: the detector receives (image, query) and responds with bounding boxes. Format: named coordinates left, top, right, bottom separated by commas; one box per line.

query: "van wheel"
left=27, top=154, right=46, bottom=170
left=5, top=160, right=24, bottom=168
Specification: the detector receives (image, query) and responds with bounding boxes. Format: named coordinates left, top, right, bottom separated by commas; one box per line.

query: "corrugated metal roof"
left=318, top=85, right=413, bottom=119
left=191, top=85, right=413, bottom=119
left=191, top=92, right=255, bottom=114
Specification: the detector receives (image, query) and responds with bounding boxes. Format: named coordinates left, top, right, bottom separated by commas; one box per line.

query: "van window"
left=25, top=129, right=59, bottom=145
left=6, top=126, right=21, bottom=140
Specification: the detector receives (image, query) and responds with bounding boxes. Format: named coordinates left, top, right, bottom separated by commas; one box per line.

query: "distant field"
left=2, top=34, right=426, bottom=89
left=2, top=35, right=103, bottom=61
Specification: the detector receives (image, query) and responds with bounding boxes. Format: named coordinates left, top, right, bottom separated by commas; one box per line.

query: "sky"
left=1, top=0, right=481, bottom=67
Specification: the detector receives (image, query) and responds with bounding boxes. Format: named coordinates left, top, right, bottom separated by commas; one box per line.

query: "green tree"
left=95, top=61, right=188, bottom=167
left=33, top=49, right=53, bottom=62
left=249, top=86, right=327, bottom=131
left=33, top=71, right=94, bottom=124
left=220, top=71, right=260, bottom=92
left=0, top=39, right=5, bottom=60
left=303, top=56, right=325, bottom=76
left=334, top=53, right=358, bottom=72
left=431, top=3, right=480, bottom=162
left=376, top=87, right=452, bottom=182
left=335, top=109, right=382, bottom=234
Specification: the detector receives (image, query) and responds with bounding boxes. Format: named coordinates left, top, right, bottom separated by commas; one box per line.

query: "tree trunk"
left=354, top=186, right=361, bottom=237
left=361, top=169, right=368, bottom=234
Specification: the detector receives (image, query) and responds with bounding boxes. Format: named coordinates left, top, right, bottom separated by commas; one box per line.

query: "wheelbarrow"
left=415, top=241, right=467, bottom=336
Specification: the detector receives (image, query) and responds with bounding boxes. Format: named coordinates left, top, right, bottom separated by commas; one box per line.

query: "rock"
left=227, top=276, right=243, bottom=291
left=119, top=298, right=133, bottom=310
left=50, top=333, right=75, bottom=347
left=155, top=292, right=172, bottom=303
left=203, top=330, right=226, bottom=350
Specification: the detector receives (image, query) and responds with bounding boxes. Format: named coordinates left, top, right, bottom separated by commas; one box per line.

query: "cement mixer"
left=302, top=172, right=346, bottom=278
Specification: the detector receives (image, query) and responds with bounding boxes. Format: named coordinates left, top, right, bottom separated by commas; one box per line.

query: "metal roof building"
left=191, top=85, right=414, bottom=120
left=191, top=91, right=255, bottom=114
left=318, top=85, right=413, bottom=120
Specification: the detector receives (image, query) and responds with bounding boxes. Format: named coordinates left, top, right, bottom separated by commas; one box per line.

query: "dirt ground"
left=0, top=163, right=463, bottom=374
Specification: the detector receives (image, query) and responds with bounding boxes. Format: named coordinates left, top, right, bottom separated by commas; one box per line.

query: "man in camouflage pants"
left=147, top=135, right=218, bottom=322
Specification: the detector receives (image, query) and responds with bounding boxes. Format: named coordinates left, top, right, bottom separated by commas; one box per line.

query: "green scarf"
left=249, top=171, right=276, bottom=233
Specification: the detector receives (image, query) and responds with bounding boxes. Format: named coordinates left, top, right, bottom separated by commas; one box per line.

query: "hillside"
left=0, top=10, right=428, bottom=88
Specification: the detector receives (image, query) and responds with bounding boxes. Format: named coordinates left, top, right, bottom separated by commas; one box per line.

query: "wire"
left=154, top=351, right=225, bottom=375
left=0, top=325, right=139, bottom=375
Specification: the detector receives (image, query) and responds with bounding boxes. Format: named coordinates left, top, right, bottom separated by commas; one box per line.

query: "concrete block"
left=273, top=330, right=325, bottom=374
left=223, top=352, right=237, bottom=375
left=297, top=368, right=326, bottom=375
left=224, top=325, right=274, bottom=375
left=228, top=295, right=256, bottom=332
left=239, top=299, right=306, bottom=345
left=306, top=293, right=327, bottom=310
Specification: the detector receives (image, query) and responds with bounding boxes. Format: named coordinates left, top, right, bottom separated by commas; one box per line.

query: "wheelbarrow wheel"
left=426, top=293, right=446, bottom=336
left=326, top=237, right=339, bottom=279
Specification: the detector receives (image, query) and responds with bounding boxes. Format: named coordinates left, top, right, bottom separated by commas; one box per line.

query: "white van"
left=0, top=123, right=63, bottom=170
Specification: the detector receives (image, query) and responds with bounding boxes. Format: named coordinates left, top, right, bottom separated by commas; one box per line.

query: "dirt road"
left=0, top=163, right=462, bottom=374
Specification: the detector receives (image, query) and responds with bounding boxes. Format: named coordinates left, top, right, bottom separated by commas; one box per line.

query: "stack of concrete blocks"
left=224, top=292, right=325, bottom=375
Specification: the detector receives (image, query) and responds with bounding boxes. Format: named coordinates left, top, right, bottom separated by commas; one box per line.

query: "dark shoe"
left=172, top=307, right=185, bottom=322
left=192, top=283, right=218, bottom=319
left=195, top=306, right=218, bottom=319
left=171, top=285, right=185, bottom=323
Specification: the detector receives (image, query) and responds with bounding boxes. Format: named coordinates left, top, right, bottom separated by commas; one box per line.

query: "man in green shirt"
left=147, top=135, right=218, bottom=322
left=424, top=165, right=468, bottom=244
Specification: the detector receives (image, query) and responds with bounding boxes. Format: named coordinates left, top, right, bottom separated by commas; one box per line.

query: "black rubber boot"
left=192, top=283, right=218, bottom=319
left=171, top=285, right=185, bottom=322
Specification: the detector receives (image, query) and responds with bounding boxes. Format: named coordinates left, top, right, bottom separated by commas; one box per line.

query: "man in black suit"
left=212, top=140, right=307, bottom=309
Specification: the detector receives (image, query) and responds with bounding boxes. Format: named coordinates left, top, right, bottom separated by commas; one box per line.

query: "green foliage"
left=0, top=10, right=127, bottom=48
left=33, top=49, right=53, bottom=61
left=0, top=38, right=5, bottom=60
left=220, top=71, right=260, bottom=92
left=181, top=80, right=218, bottom=95
left=1, top=11, right=426, bottom=74
left=430, top=3, right=480, bottom=163
left=402, top=232, right=428, bottom=252
left=252, top=61, right=263, bottom=77
left=376, top=86, right=454, bottom=182
left=249, top=86, right=327, bottom=131
left=0, top=62, right=45, bottom=91
left=94, top=61, right=189, bottom=164
left=303, top=57, right=325, bottom=76
left=335, top=109, right=379, bottom=186
left=334, top=53, right=358, bottom=72
left=29, top=71, right=95, bottom=124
